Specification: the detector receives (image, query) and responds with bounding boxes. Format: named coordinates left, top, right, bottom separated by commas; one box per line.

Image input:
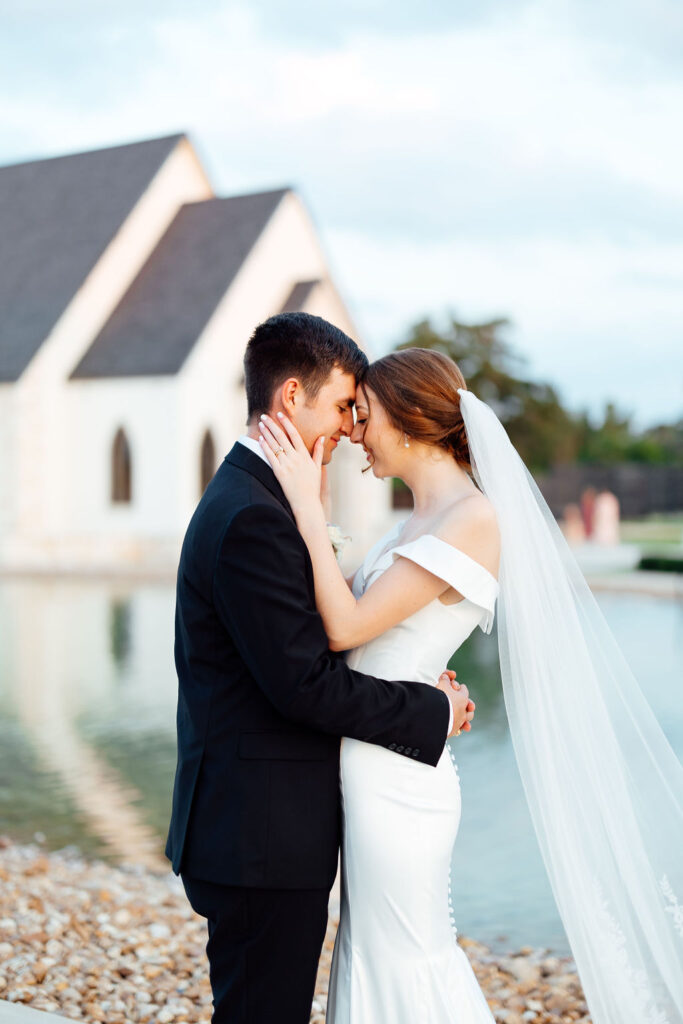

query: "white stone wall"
left=0, top=165, right=393, bottom=573
left=4, top=138, right=213, bottom=568
left=0, top=385, right=16, bottom=545
left=60, top=377, right=182, bottom=565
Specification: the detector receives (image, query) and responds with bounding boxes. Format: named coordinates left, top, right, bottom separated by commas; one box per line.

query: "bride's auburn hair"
left=361, top=348, right=471, bottom=468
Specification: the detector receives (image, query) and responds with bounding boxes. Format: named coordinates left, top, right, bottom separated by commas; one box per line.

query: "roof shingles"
left=71, top=190, right=288, bottom=378
left=279, top=279, right=321, bottom=313
left=0, top=134, right=184, bottom=381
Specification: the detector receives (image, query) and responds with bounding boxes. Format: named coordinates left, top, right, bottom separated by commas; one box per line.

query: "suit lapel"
left=225, top=442, right=295, bottom=520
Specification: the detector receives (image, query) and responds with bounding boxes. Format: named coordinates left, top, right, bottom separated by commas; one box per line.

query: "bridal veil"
left=458, top=388, right=683, bottom=1024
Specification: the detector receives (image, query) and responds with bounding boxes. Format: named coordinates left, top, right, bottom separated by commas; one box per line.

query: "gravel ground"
left=0, top=839, right=592, bottom=1023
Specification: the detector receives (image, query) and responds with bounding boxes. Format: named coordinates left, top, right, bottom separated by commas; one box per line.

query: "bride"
left=258, top=347, right=683, bottom=1024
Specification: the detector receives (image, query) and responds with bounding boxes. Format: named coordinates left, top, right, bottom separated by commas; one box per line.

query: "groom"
left=165, top=312, right=474, bottom=1023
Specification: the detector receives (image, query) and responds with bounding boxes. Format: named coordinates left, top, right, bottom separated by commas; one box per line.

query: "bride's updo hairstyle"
left=361, top=348, right=471, bottom=468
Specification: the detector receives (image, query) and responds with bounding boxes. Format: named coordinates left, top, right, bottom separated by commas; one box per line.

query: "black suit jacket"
left=165, top=442, right=449, bottom=890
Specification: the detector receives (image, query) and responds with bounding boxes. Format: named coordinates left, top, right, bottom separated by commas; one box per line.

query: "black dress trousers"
left=182, top=873, right=329, bottom=1024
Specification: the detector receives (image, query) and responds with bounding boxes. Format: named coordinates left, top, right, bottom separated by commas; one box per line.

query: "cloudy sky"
left=2, top=0, right=682, bottom=427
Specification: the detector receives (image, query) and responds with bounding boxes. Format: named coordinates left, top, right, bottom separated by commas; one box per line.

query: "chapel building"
left=0, top=133, right=392, bottom=573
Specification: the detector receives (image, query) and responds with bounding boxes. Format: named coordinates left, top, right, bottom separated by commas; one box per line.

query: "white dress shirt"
left=235, top=435, right=454, bottom=736
left=237, top=434, right=269, bottom=464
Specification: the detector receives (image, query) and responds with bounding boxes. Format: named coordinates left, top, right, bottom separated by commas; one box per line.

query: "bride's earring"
left=404, top=434, right=410, bottom=448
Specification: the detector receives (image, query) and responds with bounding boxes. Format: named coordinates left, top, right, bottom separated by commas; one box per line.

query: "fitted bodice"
left=345, top=520, right=499, bottom=685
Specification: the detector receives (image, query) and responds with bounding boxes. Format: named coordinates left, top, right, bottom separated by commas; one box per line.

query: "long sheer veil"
left=458, top=387, right=683, bottom=1024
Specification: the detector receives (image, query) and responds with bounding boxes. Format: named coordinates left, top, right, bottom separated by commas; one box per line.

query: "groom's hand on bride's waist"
left=436, top=669, right=475, bottom=738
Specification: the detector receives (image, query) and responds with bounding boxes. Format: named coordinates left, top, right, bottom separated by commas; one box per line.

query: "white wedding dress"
left=327, top=519, right=500, bottom=1023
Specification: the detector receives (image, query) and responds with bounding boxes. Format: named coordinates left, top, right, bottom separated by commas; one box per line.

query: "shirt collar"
left=237, top=434, right=269, bottom=465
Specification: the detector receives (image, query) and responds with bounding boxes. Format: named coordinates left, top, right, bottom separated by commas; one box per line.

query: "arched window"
left=111, top=428, right=132, bottom=503
left=200, top=430, right=216, bottom=495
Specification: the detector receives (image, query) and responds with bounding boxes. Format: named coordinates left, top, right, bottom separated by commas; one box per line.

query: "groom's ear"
left=279, top=378, right=301, bottom=415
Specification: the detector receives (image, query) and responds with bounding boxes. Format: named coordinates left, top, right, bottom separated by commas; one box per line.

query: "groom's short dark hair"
left=244, top=312, right=368, bottom=419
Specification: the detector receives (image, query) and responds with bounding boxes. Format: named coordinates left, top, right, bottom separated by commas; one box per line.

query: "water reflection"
left=110, top=597, right=132, bottom=670
left=448, top=589, right=683, bottom=951
left=0, top=577, right=680, bottom=953
left=446, top=626, right=564, bottom=949
left=0, top=579, right=172, bottom=869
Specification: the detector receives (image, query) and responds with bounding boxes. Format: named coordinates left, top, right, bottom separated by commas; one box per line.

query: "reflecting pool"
left=0, top=578, right=680, bottom=953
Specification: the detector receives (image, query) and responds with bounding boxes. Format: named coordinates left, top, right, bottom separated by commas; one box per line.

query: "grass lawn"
left=620, top=515, right=683, bottom=549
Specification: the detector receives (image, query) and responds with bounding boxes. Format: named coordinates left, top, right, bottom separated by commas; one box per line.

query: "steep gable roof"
left=280, top=279, right=321, bottom=312
left=0, top=133, right=185, bottom=382
left=71, top=189, right=289, bottom=378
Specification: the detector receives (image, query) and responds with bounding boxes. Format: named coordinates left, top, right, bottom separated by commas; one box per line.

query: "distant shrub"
left=638, top=555, right=683, bottom=574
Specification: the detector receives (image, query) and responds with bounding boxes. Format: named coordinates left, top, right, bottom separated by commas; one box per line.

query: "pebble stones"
left=0, top=839, right=592, bottom=1023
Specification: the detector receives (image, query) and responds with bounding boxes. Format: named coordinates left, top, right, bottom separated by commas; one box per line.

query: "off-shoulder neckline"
left=364, top=519, right=499, bottom=588
left=394, top=532, right=499, bottom=587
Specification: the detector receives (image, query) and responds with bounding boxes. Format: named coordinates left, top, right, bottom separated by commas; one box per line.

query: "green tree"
left=395, top=315, right=681, bottom=471
left=576, top=402, right=633, bottom=464
left=638, top=419, right=683, bottom=465
left=577, top=405, right=683, bottom=466
left=396, top=316, right=580, bottom=472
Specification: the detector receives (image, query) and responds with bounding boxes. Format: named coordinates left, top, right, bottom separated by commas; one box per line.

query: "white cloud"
left=0, top=0, right=681, bottom=426
left=327, top=227, right=683, bottom=425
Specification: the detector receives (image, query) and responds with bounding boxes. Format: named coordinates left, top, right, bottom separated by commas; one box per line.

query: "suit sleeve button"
left=396, top=745, right=404, bottom=753
left=412, top=748, right=420, bottom=757
left=389, top=742, right=397, bottom=750
left=404, top=746, right=412, bottom=755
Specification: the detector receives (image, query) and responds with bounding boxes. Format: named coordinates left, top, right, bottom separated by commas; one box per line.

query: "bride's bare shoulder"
left=435, top=492, right=500, bottom=575
left=439, top=490, right=497, bottom=530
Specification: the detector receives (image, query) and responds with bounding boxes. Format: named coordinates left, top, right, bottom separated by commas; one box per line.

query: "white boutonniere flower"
left=326, top=523, right=351, bottom=561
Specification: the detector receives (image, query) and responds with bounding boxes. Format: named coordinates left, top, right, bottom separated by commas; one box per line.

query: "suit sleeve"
left=213, top=504, right=450, bottom=767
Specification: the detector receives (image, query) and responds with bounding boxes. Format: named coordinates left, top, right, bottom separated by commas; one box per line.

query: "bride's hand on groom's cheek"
left=257, top=413, right=324, bottom=511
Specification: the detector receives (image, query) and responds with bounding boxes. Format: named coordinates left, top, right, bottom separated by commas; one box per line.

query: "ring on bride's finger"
left=274, top=447, right=285, bottom=456
left=456, top=729, right=462, bottom=736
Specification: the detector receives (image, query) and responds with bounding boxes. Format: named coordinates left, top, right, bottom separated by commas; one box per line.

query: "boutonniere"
left=326, top=523, right=351, bottom=561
